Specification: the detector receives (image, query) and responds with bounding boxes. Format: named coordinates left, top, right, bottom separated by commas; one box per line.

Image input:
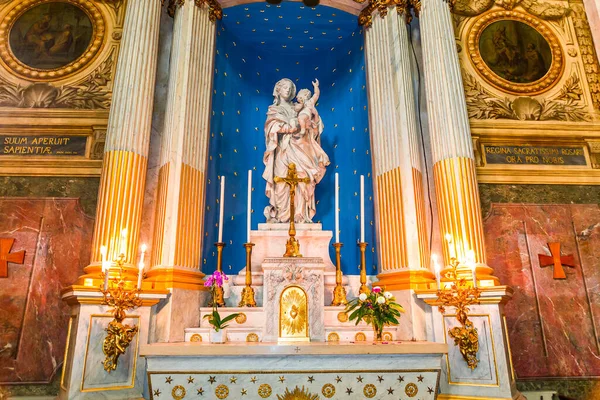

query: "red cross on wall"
left=538, top=242, right=577, bottom=280
left=0, top=238, right=25, bottom=278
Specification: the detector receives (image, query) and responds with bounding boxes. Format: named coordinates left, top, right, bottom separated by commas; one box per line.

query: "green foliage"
left=203, top=309, right=239, bottom=332
left=344, top=288, right=405, bottom=333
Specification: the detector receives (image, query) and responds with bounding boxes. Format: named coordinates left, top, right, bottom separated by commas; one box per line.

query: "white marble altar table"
left=142, top=341, right=447, bottom=399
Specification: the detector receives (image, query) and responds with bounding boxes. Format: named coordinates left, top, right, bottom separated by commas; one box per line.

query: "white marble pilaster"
left=149, top=1, right=217, bottom=342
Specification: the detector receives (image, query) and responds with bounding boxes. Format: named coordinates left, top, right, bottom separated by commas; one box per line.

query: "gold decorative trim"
left=60, top=315, right=76, bottom=391
left=258, top=383, right=272, bottom=398
left=80, top=314, right=139, bottom=392
left=215, top=384, right=229, bottom=399
left=190, top=333, right=202, bottom=342
left=336, top=312, right=348, bottom=323
left=355, top=332, right=366, bottom=342
left=572, top=5, right=600, bottom=111
left=405, top=382, right=418, bottom=397
left=246, top=333, right=259, bottom=342
left=442, top=314, right=500, bottom=387
left=279, top=285, right=309, bottom=340
left=194, top=0, right=223, bottom=22
left=172, top=385, right=186, bottom=400
left=363, top=383, right=377, bottom=398
left=382, top=331, right=393, bottom=341
left=321, top=383, right=335, bottom=398
left=327, top=332, right=340, bottom=342
left=0, top=0, right=107, bottom=81
left=502, top=315, right=515, bottom=381
left=467, top=10, right=564, bottom=95
left=358, top=0, right=421, bottom=27
left=235, top=312, right=247, bottom=324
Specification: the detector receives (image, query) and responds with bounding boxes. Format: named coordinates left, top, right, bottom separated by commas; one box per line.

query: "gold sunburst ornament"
left=280, top=286, right=308, bottom=339
left=277, top=386, right=320, bottom=400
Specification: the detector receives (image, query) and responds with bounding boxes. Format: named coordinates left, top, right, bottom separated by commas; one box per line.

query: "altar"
left=141, top=341, right=447, bottom=400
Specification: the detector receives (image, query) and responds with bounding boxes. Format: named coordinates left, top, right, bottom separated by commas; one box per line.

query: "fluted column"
left=146, top=0, right=215, bottom=291
left=147, top=1, right=216, bottom=341
left=365, top=10, right=432, bottom=292
left=75, top=0, right=161, bottom=286
left=420, top=0, right=498, bottom=285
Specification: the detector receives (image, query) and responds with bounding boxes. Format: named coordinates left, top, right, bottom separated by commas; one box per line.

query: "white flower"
left=359, top=293, right=368, bottom=301
left=384, top=291, right=392, bottom=299
left=377, top=296, right=386, bottom=304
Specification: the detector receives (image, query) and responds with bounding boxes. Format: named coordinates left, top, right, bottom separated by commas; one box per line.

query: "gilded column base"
left=239, top=286, right=257, bottom=307
left=440, top=264, right=500, bottom=287
left=375, top=269, right=437, bottom=291
left=144, top=266, right=207, bottom=290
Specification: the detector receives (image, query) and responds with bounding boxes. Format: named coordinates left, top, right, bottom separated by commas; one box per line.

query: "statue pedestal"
left=262, top=257, right=325, bottom=342
left=232, top=223, right=345, bottom=305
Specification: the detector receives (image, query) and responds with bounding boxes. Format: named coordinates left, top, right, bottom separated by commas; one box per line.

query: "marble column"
left=147, top=0, right=217, bottom=342
left=74, top=0, right=162, bottom=286
left=419, top=0, right=498, bottom=285
left=364, top=9, right=432, bottom=339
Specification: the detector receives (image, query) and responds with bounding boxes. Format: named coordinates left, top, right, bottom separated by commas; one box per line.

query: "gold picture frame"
left=467, top=10, right=564, bottom=95
left=0, top=0, right=106, bottom=81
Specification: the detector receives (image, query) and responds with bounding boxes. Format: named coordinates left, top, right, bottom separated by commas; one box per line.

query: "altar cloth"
left=142, top=341, right=447, bottom=399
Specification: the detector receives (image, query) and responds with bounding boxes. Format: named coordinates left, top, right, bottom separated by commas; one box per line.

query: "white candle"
left=137, top=244, right=147, bottom=290
left=101, top=245, right=109, bottom=291
left=247, top=170, right=252, bottom=243
left=120, top=228, right=127, bottom=256
left=360, top=175, right=365, bottom=243
left=218, top=176, right=225, bottom=243
left=433, top=254, right=441, bottom=290
left=467, top=249, right=477, bottom=288
left=335, top=173, right=339, bottom=243
left=445, top=233, right=456, bottom=259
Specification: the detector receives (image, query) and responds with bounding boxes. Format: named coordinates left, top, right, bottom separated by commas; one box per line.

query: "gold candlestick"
left=358, top=242, right=369, bottom=295
left=239, top=243, right=256, bottom=307
left=213, top=242, right=225, bottom=307
left=331, top=242, right=348, bottom=306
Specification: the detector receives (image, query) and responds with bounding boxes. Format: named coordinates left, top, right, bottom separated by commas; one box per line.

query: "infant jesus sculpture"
left=294, top=79, right=324, bottom=142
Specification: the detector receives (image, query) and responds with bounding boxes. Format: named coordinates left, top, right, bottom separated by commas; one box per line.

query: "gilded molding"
left=467, top=10, right=564, bottom=95
left=0, top=50, right=115, bottom=109
left=572, top=5, right=600, bottom=112
left=162, top=0, right=222, bottom=21
left=357, top=0, right=421, bottom=27
left=452, top=0, right=570, bottom=19
left=0, top=0, right=107, bottom=81
left=463, top=71, right=591, bottom=121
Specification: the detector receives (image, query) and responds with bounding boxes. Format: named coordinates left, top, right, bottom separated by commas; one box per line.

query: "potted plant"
left=345, top=286, right=405, bottom=341
left=203, top=271, right=239, bottom=343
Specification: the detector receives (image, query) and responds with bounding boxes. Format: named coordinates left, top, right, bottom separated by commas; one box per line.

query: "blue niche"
left=203, top=2, right=375, bottom=276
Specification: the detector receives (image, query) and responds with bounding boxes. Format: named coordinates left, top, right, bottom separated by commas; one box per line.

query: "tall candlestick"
left=433, top=254, right=441, bottom=290
left=335, top=172, right=339, bottom=243
left=360, top=175, right=365, bottom=243
left=445, top=233, right=456, bottom=259
left=119, top=228, right=127, bottom=256
left=247, top=170, right=252, bottom=243
left=218, top=175, right=225, bottom=243
left=137, top=244, right=146, bottom=290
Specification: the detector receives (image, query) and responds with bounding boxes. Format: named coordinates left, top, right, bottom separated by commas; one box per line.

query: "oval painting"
left=9, top=2, right=93, bottom=70
left=478, top=20, right=552, bottom=84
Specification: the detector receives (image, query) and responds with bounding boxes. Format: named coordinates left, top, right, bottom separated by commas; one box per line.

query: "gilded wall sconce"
left=100, top=245, right=144, bottom=372
left=435, top=254, right=481, bottom=370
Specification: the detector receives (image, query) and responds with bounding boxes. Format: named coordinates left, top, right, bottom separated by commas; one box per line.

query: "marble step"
left=184, top=327, right=263, bottom=343
left=199, top=307, right=264, bottom=328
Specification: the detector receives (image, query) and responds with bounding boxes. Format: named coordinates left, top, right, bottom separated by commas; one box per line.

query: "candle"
left=218, top=175, right=225, bottom=243
left=137, top=244, right=147, bottom=290
left=335, top=173, right=339, bottom=243
left=467, top=249, right=477, bottom=288
left=433, top=254, right=441, bottom=290
left=101, top=245, right=109, bottom=291
left=120, top=228, right=127, bottom=256
left=247, top=170, right=252, bottom=244
left=445, top=233, right=456, bottom=259
left=360, top=175, right=365, bottom=243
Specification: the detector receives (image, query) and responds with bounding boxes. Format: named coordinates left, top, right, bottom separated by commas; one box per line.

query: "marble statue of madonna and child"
left=263, top=78, right=331, bottom=224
